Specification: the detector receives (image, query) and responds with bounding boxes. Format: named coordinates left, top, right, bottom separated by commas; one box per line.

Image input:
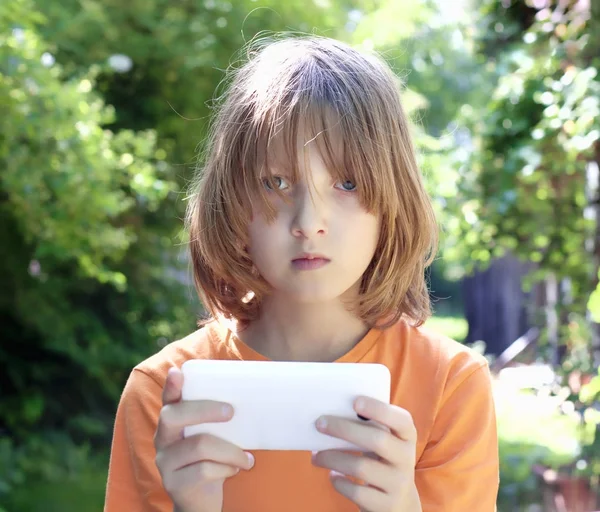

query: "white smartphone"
left=181, top=359, right=391, bottom=451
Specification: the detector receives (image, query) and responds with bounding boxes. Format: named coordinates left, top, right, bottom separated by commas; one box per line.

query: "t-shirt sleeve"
left=415, top=362, right=499, bottom=511
left=104, top=368, right=173, bottom=512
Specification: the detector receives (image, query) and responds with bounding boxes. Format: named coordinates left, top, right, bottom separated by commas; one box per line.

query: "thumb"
left=162, top=366, right=183, bottom=405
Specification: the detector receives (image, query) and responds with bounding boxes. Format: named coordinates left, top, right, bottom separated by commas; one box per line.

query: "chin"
left=291, top=292, right=340, bottom=304
left=281, top=282, right=359, bottom=304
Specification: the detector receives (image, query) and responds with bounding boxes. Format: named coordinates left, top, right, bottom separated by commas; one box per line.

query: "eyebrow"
left=260, top=165, right=293, bottom=177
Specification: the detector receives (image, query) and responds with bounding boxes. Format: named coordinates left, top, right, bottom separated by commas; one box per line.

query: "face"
left=247, top=134, right=381, bottom=304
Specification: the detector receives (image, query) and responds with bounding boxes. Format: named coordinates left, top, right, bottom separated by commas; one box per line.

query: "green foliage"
left=424, top=315, right=469, bottom=343
left=0, top=0, right=193, bottom=455
left=5, top=472, right=106, bottom=512
left=0, top=0, right=371, bottom=503
left=34, top=0, right=360, bottom=169
left=443, top=0, right=599, bottom=287
left=563, top=368, right=600, bottom=477
left=589, top=271, right=600, bottom=322
left=1, top=24, right=171, bottom=287
left=6, top=0, right=598, bottom=509
left=496, top=385, right=580, bottom=509
left=0, top=432, right=106, bottom=498
left=437, top=3, right=600, bottom=494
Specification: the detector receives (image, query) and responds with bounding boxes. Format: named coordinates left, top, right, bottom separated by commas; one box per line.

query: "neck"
left=237, top=293, right=370, bottom=362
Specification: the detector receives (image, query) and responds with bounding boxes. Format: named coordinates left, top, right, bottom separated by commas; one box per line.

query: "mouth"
left=291, top=253, right=331, bottom=271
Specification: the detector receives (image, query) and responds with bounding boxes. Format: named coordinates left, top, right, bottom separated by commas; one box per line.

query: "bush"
left=0, top=432, right=107, bottom=509
left=495, top=385, right=580, bottom=510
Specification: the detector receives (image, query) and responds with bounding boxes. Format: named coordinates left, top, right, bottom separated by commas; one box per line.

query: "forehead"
left=260, top=105, right=344, bottom=175
left=243, top=98, right=389, bottom=215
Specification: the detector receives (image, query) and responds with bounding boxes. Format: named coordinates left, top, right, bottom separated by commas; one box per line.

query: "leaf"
left=588, top=280, right=600, bottom=323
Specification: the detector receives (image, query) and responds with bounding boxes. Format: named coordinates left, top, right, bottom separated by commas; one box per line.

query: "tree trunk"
left=462, top=255, right=533, bottom=356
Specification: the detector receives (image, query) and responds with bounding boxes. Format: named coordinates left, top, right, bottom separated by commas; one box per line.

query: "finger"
left=155, top=400, right=234, bottom=449
left=354, top=397, right=417, bottom=443
left=329, top=472, right=388, bottom=512
left=312, top=450, right=396, bottom=491
left=156, top=433, right=255, bottom=474
left=163, top=367, right=184, bottom=405
left=163, top=461, right=240, bottom=495
left=316, top=416, right=409, bottom=468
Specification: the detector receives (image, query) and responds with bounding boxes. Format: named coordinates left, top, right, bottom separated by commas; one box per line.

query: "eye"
left=335, top=180, right=357, bottom=192
left=263, top=176, right=289, bottom=191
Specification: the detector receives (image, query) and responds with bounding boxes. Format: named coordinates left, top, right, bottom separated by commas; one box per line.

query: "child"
left=104, top=35, right=499, bottom=512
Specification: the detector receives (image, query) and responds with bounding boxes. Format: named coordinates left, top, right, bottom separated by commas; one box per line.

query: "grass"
left=495, top=387, right=580, bottom=465
left=424, top=315, right=469, bottom=344
left=6, top=470, right=107, bottom=512
left=4, top=450, right=108, bottom=512
left=494, top=383, right=581, bottom=511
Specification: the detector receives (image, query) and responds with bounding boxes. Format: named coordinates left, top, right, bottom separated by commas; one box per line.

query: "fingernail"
left=355, top=397, right=366, bottom=412
left=316, top=417, right=327, bottom=430
left=221, top=404, right=233, bottom=418
left=245, top=452, right=255, bottom=468
left=330, top=470, right=344, bottom=480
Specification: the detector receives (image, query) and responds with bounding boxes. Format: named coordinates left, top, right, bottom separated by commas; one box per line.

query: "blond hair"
left=186, top=34, right=438, bottom=328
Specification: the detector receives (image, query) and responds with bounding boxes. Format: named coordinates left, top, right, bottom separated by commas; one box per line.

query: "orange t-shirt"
left=104, top=318, right=499, bottom=511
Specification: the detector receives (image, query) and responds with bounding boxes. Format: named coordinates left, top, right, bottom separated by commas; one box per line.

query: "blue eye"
left=336, top=180, right=357, bottom=192
left=263, top=176, right=289, bottom=191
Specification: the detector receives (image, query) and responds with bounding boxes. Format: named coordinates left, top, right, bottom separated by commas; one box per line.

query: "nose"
left=290, top=188, right=328, bottom=239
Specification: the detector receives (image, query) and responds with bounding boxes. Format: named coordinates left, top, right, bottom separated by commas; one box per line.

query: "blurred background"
left=1, top=0, right=599, bottom=510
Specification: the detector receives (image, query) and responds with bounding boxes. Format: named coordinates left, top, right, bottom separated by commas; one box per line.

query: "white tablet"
left=181, top=360, right=391, bottom=451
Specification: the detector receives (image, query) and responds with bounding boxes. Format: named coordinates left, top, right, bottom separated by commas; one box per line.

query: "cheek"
left=247, top=215, right=280, bottom=257
left=372, top=216, right=382, bottom=245
left=344, top=208, right=380, bottom=243
left=354, top=214, right=381, bottom=264
left=247, top=218, right=266, bottom=249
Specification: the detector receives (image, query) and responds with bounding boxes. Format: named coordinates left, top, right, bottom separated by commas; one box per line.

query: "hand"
left=311, top=397, right=422, bottom=512
left=154, top=367, right=255, bottom=512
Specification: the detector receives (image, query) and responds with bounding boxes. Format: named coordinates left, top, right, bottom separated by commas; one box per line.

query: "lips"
left=293, top=252, right=329, bottom=261
left=291, top=253, right=330, bottom=271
